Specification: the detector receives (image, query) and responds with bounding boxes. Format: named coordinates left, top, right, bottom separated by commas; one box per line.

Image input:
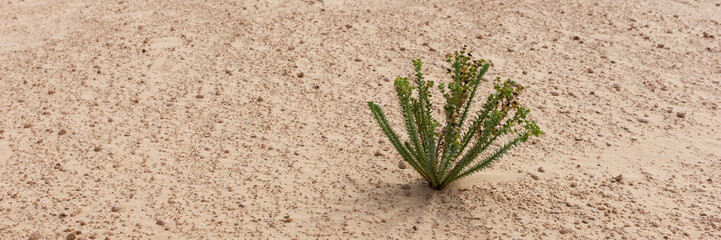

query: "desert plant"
left=367, top=49, right=542, bottom=190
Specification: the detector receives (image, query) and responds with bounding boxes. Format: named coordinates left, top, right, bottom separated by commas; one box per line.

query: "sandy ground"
left=1, top=0, right=720, bottom=239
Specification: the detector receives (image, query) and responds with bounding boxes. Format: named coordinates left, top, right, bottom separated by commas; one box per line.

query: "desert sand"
left=1, top=0, right=720, bottom=239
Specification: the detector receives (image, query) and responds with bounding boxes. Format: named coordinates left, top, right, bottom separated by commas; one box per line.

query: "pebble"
left=530, top=174, right=540, bottom=180
left=550, top=91, right=560, bottom=96
left=93, top=146, right=102, bottom=152
left=637, top=118, right=648, bottom=123
left=66, top=233, right=76, bottom=240
left=297, top=72, right=304, bottom=78
left=574, top=136, right=583, bottom=141
left=23, top=123, right=33, bottom=128
left=58, top=129, right=67, bottom=135
left=403, top=190, right=412, bottom=196
left=611, top=83, right=621, bottom=91
left=559, top=227, right=572, bottom=234
left=111, top=204, right=121, bottom=212
left=676, top=112, right=686, bottom=118
left=397, top=160, right=407, bottom=169
left=345, top=24, right=352, bottom=29
left=156, top=219, right=165, bottom=226
left=537, top=167, right=545, bottom=173
left=374, top=151, right=383, bottom=157
left=401, top=184, right=411, bottom=190
left=257, top=96, right=264, bottom=102
left=355, top=58, right=362, bottom=62
left=282, top=215, right=292, bottom=223
left=657, top=44, right=664, bottom=48
left=195, top=94, right=204, bottom=99
left=587, top=68, right=594, bottom=74
left=614, top=174, right=623, bottom=182
left=28, top=231, right=41, bottom=240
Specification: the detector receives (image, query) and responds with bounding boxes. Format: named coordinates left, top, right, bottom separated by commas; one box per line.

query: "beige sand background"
left=1, top=0, right=720, bottom=239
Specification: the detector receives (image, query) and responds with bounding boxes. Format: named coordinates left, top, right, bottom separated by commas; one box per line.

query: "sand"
left=1, top=0, right=720, bottom=239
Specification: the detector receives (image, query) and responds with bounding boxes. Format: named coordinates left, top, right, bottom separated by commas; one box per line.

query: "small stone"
left=66, top=233, right=76, bottom=240
left=537, top=167, right=545, bottom=173
left=422, top=42, right=429, bottom=46
left=507, top=48, right=514, bottom=52
left=559, top=227, right=572, bottom=234
left=675, top=112, right=686, bottom=118
left=403, top=190, right=412, bottom=196
left=400, top=184, right=411, bottom=190
left=397, top=160, right=407, bottom=169
left=572, top=36, right=581, bottom=41
left=611, top=83, right=621, bottom=91
left=637, top=118, right=648, bottom=123
left=23, top=123, right=33, bottom=128
left=574, top=136, right=583, bottom=141
left=93, top=146, right=102, bottom=152
left=570, top=182, right=577, bottom=188
left=195, top=94, right=204, bottom=99
left=297, top=72, right=304, bottom=78
left=587, top=68, right=594, bottom=73
left=48, top=90, right=56, bottom=95
left=282, top=215, right=292, bottom=223
left=257, top=96, right=264, bottom=102
left=156, top=219, right=165, bottom=226
left=345, top=24, right=352, bottom=29
left=58, top=129, right=67, bottom=135
left=530, top=174, right=540, bottom=180
left=111, top=204, right=121, bottom=212
left=614, top=174, right=623, bottom=182
left=476, top=34, right=483, bottom=39
left=374, top=151, right=383, bottom=157
left=28, top=231, right=41, bottom=240
left=354, top=58, right=362, bottom=62
left=550, top=91, right=560, bottom=96
left=656, top=44, right=664, bottom=48
left=522, top=71, right=528, bottom=75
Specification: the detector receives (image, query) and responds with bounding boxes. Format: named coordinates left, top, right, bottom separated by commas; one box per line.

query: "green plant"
left=367, top=49, right=542, bottom=190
